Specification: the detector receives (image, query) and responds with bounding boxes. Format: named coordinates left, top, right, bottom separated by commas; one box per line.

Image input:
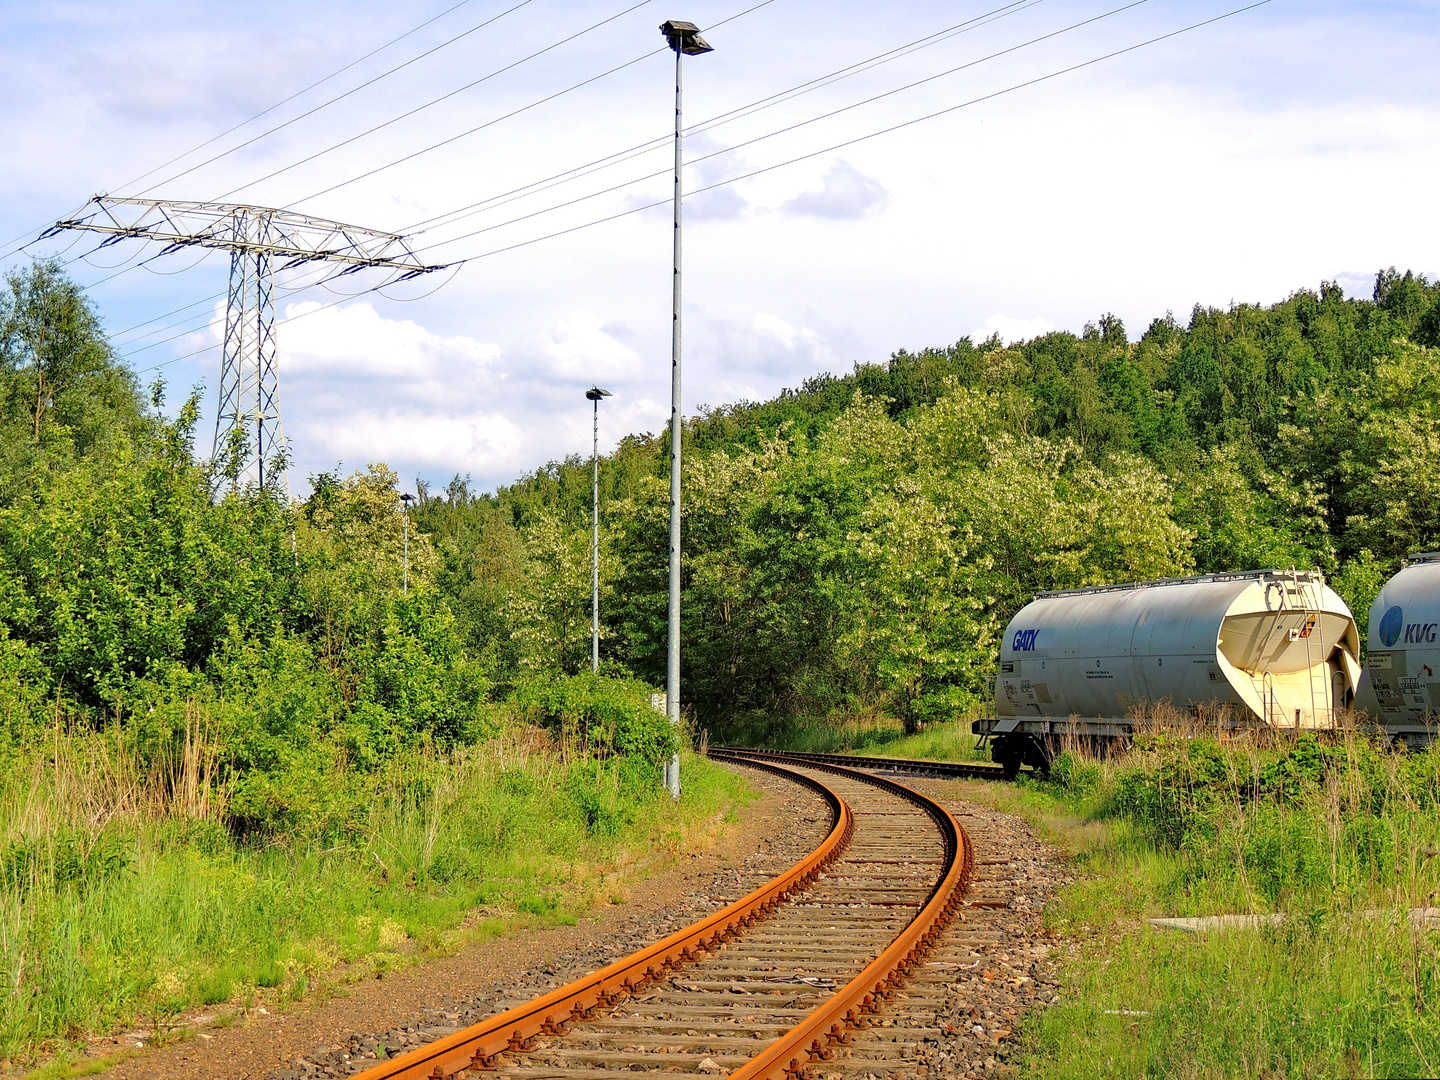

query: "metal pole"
left=665, top=43, right=684, bottom=799
left=592, top=394, right=601, bottom=675
left=402, top=504, right=409, bottom=595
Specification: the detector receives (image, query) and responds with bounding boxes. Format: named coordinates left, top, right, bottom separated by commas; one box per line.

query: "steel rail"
left=713, top=744, right=1010, bottom=780
left=350, top=757, right=854, bottom=1080
left=714, top=748, right=973, bottom=1080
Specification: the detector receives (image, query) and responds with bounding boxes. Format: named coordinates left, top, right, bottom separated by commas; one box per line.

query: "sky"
left=1, top=0, right=1436, bottom=495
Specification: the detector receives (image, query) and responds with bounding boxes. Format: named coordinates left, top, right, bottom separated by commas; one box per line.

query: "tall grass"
left=0, top=723, right=747, bottom=1065
left=981, top=730, right=1440, bottom=1078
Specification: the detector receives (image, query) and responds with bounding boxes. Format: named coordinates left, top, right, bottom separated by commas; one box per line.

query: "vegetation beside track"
left=448, top=266, right=1440, bottom=737
left=927, top=732, right=1440, bottom=1079
left=6, top=254, right=1440, bottom=1073
left=0, top=263, right=753, bottom=1068
left=0, top=730, right=748, bottom=1069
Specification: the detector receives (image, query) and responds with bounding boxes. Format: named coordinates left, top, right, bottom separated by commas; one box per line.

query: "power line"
left=420, top=0, right=1275, bottom=270
left=293, top=0, right=781, bottom=212
left=127, top=271, right=411, bottom=374
left=110, top=264, right=370, bottom=349
left=108, top=0, right=1272, bottom=380
left=288, top=46, right=666, bottom=210
left=10, top=1, right=644, bottom=297
left=0, top=201, right=96, bottom=265
left=110, top=293, right=225, bottom=340
left=213, top=0, right=656, bottom=204
left=413, top=0, right=1151, bottom=257
left=398, top=0, right=1041, bottom=239
left=132, top=0, right=537, bottom=198
left=3, top=4, right=499, bottom=264
left=117, top=0, right=486, bottom=193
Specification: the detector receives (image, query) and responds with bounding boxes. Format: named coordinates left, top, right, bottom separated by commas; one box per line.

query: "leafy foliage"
left=409, top=267, right=1440, bottom=735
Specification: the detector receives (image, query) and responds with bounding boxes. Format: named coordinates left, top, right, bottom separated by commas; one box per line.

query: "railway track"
left=350, top=748, right=984, bottom=1080
left=710, top=747, right=1012, bottom=782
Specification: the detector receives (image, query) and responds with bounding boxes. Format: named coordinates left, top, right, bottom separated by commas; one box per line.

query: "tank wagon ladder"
left=1300, top=573, right=1328, bottom=728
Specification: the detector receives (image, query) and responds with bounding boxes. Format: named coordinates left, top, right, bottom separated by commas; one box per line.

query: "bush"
left=510, top=673, right=676, bottom=766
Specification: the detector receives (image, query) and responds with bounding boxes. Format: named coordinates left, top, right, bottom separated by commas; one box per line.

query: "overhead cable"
left=115, top=0, right=1274, bottom=371
left=422, top=0, right=1276, bottom=268
left=127, top=272, right=412, bottom=373
left=110, top=293, right=226, bottom=340
left=399, top=0, right=1046, bottom=239
left=133, top=0, right=536, bottom=197
left=415, top=0, right=1153, bottom=255
left=292, top=0, right=779, bottom=212
left=117, top=0, right=486, bottom=193
left=213, top=0, right=656, bottom=203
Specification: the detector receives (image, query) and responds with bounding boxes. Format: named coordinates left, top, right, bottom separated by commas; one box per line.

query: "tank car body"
left=973, top=569, right=1361, bottom=775
left=1356, top=552, right=1440, bottom=747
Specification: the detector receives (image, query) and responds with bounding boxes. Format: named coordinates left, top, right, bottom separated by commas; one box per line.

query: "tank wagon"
left=973, top=569, right=1362, bottom=776
left=1356, top=552, right=1440, bottom=747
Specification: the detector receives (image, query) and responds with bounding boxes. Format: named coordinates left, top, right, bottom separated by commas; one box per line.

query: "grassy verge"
left=0, top=728, right=752, bottom=1068
left=939, top=733, right=1440, bottom=1079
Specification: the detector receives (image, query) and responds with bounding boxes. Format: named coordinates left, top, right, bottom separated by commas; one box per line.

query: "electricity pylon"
left=46, top=197, right=442, bottom=490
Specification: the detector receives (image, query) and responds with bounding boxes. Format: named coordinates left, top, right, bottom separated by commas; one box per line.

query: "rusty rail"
left=350, top=757, right=854, bottom=1080
left=718, top=748, right=973, bottom=1080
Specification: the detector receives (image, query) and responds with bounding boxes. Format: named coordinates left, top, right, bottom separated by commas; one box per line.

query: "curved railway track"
left=710, top=747, right=1012, bottom=782
left=351, top=749, right=983, bottom=1080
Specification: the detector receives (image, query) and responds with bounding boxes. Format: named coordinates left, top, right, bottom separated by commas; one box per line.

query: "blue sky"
left=1, top=0, right=1436, bottom=493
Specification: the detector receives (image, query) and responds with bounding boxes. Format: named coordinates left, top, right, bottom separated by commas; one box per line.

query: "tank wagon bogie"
left=974, top=569, right=1362, bottom=777
left=1356, top=552, right=1440, bottom=748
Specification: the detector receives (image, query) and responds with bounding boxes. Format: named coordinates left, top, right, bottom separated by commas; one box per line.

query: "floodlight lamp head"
left=660, top=19, right=713, bottom=54
left=399, top=493, right=417, bottom=506
left=586, top=387, right=613, bottom=401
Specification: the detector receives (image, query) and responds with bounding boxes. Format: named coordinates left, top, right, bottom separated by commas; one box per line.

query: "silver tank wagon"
left=1356, top=552, right=1440, bottom=746
left=974, top=569, right=1361, bottom=775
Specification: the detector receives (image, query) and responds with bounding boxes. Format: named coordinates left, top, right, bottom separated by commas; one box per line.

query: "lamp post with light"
left=659, top=18, right=712, bottom=800
left=586, top=386, right=612, bottom=674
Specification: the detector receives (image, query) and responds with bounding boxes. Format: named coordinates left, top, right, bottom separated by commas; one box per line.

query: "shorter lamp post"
left=586, top=387, right=612, bottom=674
left=399, top=492, right=416, bottom=594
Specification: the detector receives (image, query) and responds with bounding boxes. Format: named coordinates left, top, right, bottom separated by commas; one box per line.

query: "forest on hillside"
left=2, top=260, right=1439, bottom=767
left=420, top=268, right=1440, bottom=734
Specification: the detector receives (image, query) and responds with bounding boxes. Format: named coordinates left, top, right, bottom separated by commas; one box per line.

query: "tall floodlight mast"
left=44, top=197, right=442, bottom=489
left=659, top=19, right=713, bottom=799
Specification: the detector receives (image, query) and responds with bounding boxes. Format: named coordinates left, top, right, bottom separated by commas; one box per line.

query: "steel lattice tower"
left=47, top=197, right=441, bottom=490
left=218, top=209, right=280, bottom=488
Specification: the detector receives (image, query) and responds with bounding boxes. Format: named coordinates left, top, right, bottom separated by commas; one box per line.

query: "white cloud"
left=278, top=300, right=500, bottom=381
left=781, top=160, right=890, bottom=220
left=707, top=312, right=835, bottom=377
left=536, top=311, right=643, bottom=382
left=303, top=410, right=523, bottom=477
left=973, top=314, right=1054, bottom=346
